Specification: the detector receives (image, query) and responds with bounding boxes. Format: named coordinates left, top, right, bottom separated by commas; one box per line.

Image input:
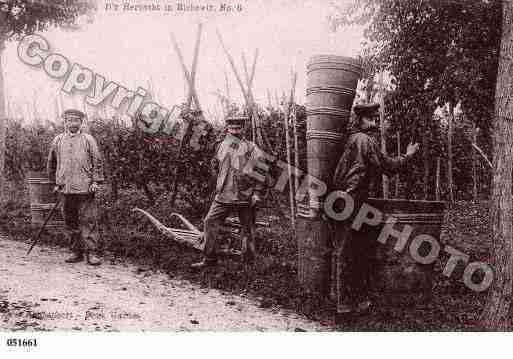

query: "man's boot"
left=86, top=253, right=102, bottom=266
left=65, top=252, right=84, bottom=263
left=190, top=256, right=217, bottom=269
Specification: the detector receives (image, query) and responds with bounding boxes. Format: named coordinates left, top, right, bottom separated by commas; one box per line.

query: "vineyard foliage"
left=5, top=99, right=490, bottom=213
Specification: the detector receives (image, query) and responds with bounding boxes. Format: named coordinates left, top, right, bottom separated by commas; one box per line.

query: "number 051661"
left=6, top=338, right=37, bottom=347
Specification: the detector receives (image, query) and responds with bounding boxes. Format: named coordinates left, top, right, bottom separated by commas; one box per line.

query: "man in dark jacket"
left=191, top=115, right=265, bottom=269
left=331, top=103, right=419, bottom=317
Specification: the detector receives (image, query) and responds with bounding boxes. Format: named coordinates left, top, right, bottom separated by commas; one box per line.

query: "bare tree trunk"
left=480, top=1, right=513, bottom=331
left=447, top=102, right=454, bottom=203
left=472, top=123, right=478, bottom=201
left=0, top=33, right=7, bottom=201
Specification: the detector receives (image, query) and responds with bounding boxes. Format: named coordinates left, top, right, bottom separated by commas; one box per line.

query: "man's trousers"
left=331, top=222, right=378, bottom=312
left=203, top=201, right=255, bottom=259
left=61, top=193, right=100, bottom=255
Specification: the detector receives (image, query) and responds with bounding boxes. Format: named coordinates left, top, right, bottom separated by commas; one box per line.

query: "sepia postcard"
left=0, top=0, right=511, bottom=356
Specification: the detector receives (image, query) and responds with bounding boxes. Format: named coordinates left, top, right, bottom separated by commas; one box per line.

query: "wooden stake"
left=378, top=72, right=389, bottom=199
left=224, top=70, right=230, bottom=113
left=170, top=25, right=202, bottom=112
left=187, top=23, right=203, bottom=110
left=216, top=30, right=251, bottom=106
left=241, top=51, right=256, bottom=141
left=284, top=71, right=297, bottom=231
left=395, top=131, right=400, bottom=198
left=447, top=102, right=454, bottom=202
left=169, top=24, right=205, bottom=209
left=435, top=157, right=441, bottom=201
left=291, top=70, right=300, bottom=192
left=472, top=123, right=478, bottom=201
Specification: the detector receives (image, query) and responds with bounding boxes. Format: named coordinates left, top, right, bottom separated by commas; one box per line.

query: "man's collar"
left=65, top=129, right=82, bottom=137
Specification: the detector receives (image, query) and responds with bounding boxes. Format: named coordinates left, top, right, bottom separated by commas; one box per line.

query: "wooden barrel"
left=305, top=55, right=362, bottom=208
left=297, top=204, right=332, bottom=295
left=27, top=171, right=64, bottom=229
left=297, top=55, right=362, bottom=295
left=367, top=199, right=446, bottom=304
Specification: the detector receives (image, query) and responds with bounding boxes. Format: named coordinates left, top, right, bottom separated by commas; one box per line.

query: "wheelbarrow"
left=132, top=208, right=269, bottom=257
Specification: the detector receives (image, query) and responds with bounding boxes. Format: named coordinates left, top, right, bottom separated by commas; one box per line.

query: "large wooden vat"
left=27, top=171, right=64, bottom=229
left=367, top=199, right=446, bottom=302
left=297, top=55, right=362, bottom=295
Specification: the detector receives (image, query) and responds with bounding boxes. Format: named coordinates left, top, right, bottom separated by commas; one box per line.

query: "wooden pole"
left=291, top=70, right=300, bottom=192
left=447, top=102, right=454, bottom=203
left=217, top=31, right=272, bottom=151
left=435, top=157, right=441, bottom=201
left=170, top=27, right=202, bottom=112
left=472, top=123, right=478, bottom=201
left=395, top=131, right=400, bottom=198
left=187, top=23, right=203, bottom=110
left=378, top=72, right=389, bottom=198
left=216, top=30, right=251, bottom=107
left=224, top=70, right=230, bottom=113
left=284, top=72, right=297, bottom=231
left=169, top=24, right=205, bottom=208
left=423, top=116, right=429, bottom=200
left=241, top=51, right=256, bottom=141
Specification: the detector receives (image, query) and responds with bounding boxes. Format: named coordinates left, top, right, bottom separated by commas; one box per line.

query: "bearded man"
left=331, top=103, right=419, bottom=318
left=47, top=109, right=104, bottom=265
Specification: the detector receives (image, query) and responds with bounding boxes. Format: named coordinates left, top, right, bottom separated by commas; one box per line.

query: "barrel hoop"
left=306, top=130, right=343, bottom=143
left=306, top=86, right=356, bottom=97
left=31, top=203, right=59, bottom=210
left=307, top=62, right=362, bottom=76
left=27, top=178, right=53, bottom=184
left=384, top=213, right=444, bottom=225
left=306, top=107, right=351, bottom=118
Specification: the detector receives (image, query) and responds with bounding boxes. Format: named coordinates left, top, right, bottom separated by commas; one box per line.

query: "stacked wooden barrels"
left=297, top=55, right=446, bottom=300
left=27, top=171, right=64, bottom=229
left=297, top=55, right=362, bottom=294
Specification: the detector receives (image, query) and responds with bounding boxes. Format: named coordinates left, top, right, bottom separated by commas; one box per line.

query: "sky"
left=3, top=0, right=364, bottom=124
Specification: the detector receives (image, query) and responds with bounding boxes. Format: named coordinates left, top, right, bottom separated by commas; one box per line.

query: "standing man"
left=331, top=103, right=419, bottom=318
left=47, top=109, right=104, bottom=265
left=191, top=115, right=264, bottom=268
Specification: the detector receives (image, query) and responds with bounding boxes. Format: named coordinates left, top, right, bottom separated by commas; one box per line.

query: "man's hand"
left=89, top=182, right=100, bottom=193
left=52, top=185, right=62, bottom=194
left=251, top=193, right=262, bottom=207
left=406, top=142, right=420, bottom=157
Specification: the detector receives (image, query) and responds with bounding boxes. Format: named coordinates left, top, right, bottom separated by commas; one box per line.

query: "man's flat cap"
left=226, top=116, right=248, bottom=126
left=62, top=109, right=86, bottom=119
left=353, top=103, right=380, bottom=116
left=180, top=108, right=203, bottom=118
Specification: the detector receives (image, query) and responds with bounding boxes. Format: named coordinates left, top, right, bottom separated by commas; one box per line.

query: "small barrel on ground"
left=27, top=171, right=64, bottom=229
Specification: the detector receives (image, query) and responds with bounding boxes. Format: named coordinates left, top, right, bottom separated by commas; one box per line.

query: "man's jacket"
left=47, top=131, right=104, bottom=194
left=213, top=134, right=265, bottom=205
left=333, top=131, right=408, bottom=202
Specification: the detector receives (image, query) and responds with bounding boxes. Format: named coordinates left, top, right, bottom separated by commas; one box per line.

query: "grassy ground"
left=0, top=184, right=501, bottom=330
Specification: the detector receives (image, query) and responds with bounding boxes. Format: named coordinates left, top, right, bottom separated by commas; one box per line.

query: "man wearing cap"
left=47, top=109, right=104, bottom=266
left=191, top=115, right=265, bottom=268
left=331, top=103, right=419, bottom=318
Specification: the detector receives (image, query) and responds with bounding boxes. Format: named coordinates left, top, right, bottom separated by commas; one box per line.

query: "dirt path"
left=0, top=236, right=329, bottom=331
